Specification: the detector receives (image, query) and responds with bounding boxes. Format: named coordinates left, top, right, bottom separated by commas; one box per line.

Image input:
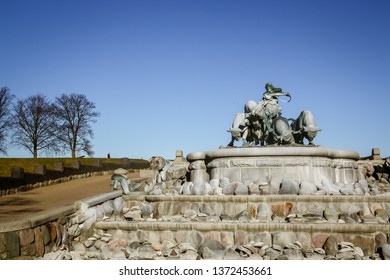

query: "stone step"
left=92, top=219, right=388, bottom=259
left=95, top=220, right=390, bottom=234
left=122, top=194, right=390, bottom=224
left=83, top=194, right=390, bottom=259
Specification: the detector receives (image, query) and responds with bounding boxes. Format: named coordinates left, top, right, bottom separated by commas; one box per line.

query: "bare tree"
left=0, top=87, right=14, bottom=154
left=54, top=93, right=100, bottom=158
left=12, top=94, right=59, bottom=158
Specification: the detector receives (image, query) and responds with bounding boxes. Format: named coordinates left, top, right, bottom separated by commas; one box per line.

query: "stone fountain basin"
left=187, top=146, right=360, bottom=186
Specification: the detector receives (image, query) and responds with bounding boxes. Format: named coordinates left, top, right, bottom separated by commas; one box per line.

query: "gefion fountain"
left=56, top=83, right=390, bottom=260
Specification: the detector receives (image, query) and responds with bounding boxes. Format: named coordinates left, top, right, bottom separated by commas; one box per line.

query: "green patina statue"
left=227, top=82, right=320, bottom=147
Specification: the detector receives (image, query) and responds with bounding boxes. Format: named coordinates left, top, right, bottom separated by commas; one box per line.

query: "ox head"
left=227, top=127, right=243, bottom=141
left=279, top=129, right=294, bottom=144
left=303, top=125, right=321, bottom=142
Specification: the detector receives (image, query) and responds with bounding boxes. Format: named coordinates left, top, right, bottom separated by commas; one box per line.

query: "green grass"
left=0, top=157, right=146, bottom=177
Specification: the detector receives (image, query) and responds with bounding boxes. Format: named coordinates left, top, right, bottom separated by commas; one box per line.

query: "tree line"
left=0, top=87, right=100, bottom=158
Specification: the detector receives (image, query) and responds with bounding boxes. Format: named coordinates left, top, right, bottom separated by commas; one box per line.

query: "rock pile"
left=359, top=157, right=390, bottom=195
left=65, top=197, right=125, bottom=242
left=136, top=156, right=189, bottom=195
left=119, top=199, right=390, bottom=225
left=39, top=230, right=388, bottom=260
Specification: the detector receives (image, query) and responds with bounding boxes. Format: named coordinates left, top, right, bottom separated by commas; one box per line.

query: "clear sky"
left=1, top=0, right=389, bottom=160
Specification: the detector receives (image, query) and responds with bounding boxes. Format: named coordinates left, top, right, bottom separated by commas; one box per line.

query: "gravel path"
left=0, top=175, right=112, bottom=222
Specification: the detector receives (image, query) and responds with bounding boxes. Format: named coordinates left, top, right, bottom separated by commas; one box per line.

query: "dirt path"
left=0, top=175, right=112, bottom=222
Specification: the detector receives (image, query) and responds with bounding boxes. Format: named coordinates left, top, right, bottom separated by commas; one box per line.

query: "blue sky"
left=1, top=0, right=389, bottom=159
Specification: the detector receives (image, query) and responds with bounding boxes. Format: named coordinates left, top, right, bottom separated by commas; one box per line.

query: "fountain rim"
left=186, top=146, right=360, bottom=162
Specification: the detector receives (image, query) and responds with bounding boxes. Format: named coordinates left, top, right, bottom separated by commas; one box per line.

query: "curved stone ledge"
left=0, top=191, right=122, bottom=233
left=124, top=194, right=390, bottom=204
left=187, top=146, right=360, bottom=161
left=95, top=221, right=390, bottom=234
left=76, top=190, right=122, bottom=209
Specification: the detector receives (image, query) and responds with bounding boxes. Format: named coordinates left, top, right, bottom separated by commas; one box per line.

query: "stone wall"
left=0, top=191, right=122, bottom=259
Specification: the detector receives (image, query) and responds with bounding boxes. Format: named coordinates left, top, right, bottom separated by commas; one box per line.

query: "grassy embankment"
left=0, top=158, right=148, bottom=177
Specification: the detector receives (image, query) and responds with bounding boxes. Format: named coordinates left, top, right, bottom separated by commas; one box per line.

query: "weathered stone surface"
left=296, top=232, right=312, bottom=251
left=181, top=182, right=193, bottom=195
left=49, top=223, right=59, bottom=244
left=224, top=182, right=237, bottom=195
left=180, top=250, right=199, bottom=260
left=113, top=197, right=124, bottom=215
left=311, top=233, right=330, bottom=249
left=283, top=248, right=304, bottom=260
left=21, top=243, right=36, bottom=256
left=108, top=238, right=128, bottom=251
left=34, top=227, right=45, bottom=257
left=40, top=225, right=51, bottom=246
left=124, top=208, right=142, bottom=220
left=71, top=160, right=80, bottom=169
left=141, top=204, right=154, bottom=218
left=185, top=231, right=203, bottom=249
left=5, top=232, right=20, bottom=258
left=184, top=209, right=197, bottom=220
left=319, top=178, right=340, bottom=195
left=382, top=243, right=390, bottom=260
left=19, top=229, right=35, bottom=247
left=272, top=232, right=296, bottom=249
left=233, top=182, right=247, bottom=195
left=344, top=235, right=375, bottom=256
left=307, top=203, right=326, bottom=217
left=199, top=240, right=225, bottom=260
left=279, top=179, right=299, bottom=195
left=257, top=203, right=272, bottom=222
left=269, top=177, right=282, bottom=194
left=354, top=247, right=364, bottom=258
left=340, top=184, right=355, bottom=195
left=375, top=232, right=387, bottom=251
left=204, top=182, right=213, bottom=195
left=138, top=244, right=156, bottom=259
left=149, top=157, right=168, bottom=171
left=11, top=168, right=24, bottom=179
left=265, top=247, right=282, bottom=259
left=167, top=165, right=187, bottom=179
left=271, top=202, right=293, bottom=218
left=336, top=251, right=355, bottom=260
left=236, top=245, right=252, bottom=257
left=52, top=162, right=64, bottom=172
left=248, top=183, right=261, bottom=195
left=339, top=203, right=360, bottom=215
left=234, top=230, right=249, bottom=246
left=299, top=181, right=317, bottom=195
left=192, top=182, right=206, bottom=195
left=323, top=236, right=338, bottom=256
left=220, top=232, right=234, bottom=248
left=34, top=164, right=46, bottom=175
